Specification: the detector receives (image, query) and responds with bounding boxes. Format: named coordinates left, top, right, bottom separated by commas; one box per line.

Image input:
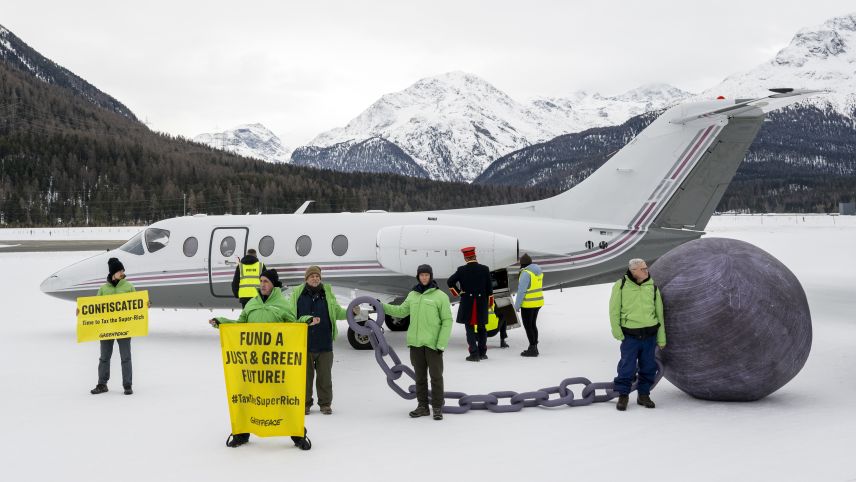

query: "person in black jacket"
left=231, top=248, right=266, bottom=308
left=447, top=246, right=493, bottom=362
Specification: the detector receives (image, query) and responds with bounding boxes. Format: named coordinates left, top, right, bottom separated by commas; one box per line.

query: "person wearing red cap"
left=447, top=246, right=493, bottom=361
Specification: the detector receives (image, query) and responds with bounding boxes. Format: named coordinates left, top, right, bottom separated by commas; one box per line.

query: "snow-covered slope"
left=2, top=215, right=855, bottom=481
left=291, top=137, right=429, bottom=178
left=700, top=13, right=856, bottom=115
left=308, top=72, right=689, bottom=182
left=193, top=123, right=292, bottom=164
left=310, top=72, right=554, bottom=182
left=529, top=83, right=693, bottom=134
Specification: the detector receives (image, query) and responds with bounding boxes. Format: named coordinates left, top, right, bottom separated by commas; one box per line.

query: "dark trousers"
left=465, top=323, right=487, bottom=356
left=98, top=337, right=132, bottom=386
left=306, top=351, right=334, bottom=408
left=613, top=336, right=658, bottom=396
left=499, top=316, right=507, bottom=340
left=521, top=307, right=540, bottom=346
left=410, top=346, right=444, bottom=408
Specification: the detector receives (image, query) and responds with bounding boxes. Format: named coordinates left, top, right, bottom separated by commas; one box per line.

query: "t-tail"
left=473, top=89, right=823, bottom=231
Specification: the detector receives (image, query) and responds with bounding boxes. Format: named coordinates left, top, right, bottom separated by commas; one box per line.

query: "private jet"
left=41, top=89, right=819, bottom=348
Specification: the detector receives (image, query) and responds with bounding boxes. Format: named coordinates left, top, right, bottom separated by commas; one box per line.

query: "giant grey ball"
left=649, top=238, right=811, bottom=401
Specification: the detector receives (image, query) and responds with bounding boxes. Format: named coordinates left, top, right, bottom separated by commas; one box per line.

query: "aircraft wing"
left=670, top=89, right=826, bottom=125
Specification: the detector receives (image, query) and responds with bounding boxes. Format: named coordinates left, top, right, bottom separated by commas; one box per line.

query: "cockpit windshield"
left=118, top=232, right=145, bottom=255
left=145, top=228, right=171, bottom=253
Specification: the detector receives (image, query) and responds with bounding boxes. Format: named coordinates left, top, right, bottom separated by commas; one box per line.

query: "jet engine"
left=376, top=225, right=518, bottom=279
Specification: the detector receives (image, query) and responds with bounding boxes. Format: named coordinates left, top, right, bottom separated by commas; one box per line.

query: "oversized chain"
left=347, top=296, right=663, bottom=414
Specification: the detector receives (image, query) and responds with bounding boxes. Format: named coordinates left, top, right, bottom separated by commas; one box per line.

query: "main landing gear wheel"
left=347, top=322, right=373, bottom=350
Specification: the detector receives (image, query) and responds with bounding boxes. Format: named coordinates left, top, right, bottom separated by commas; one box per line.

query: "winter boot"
left=637, top=394, right=656, bottom=409
left=320, top=405, right=332, bottom=415
left=479, top=353, right=488, bottom=360
left=409, top=405, right=430, bottom=418
left=291, top=428, right=311, bottom=451
left=465, top=354, right=480, bottom=362
left=432, top=406, right=444, bottom=421
left=123, top=385, right=133, bottom=395
left=520, top=345, right=539, bottom=357
left=500, top=339, right=509, bottom=348
left=616, top=395, right=629, bottom=411
left=226, top=433, right=250, bottom=447
left=305, top=406, right=311, bottom=415
left=90, top=384, right=108, bottom=395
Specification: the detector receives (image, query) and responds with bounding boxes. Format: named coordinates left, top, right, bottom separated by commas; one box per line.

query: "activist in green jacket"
left=610, top=259, right=665, bottom=410
left=97, top=277, right=136, bottom=296
left=214, top=284, right=314, bottom=325
left=90, top=257, right=137, bottom=396
left=288, top=281, right=348, bottom=341
left=383, top=264, right=452, bottom=419
left=608, top=270, right=666, bottom=347
left=208, top=268, right=315, bottom=451
left=383, top=279, right=453, bottom=352
left=291, top=266, right=349, bottom=415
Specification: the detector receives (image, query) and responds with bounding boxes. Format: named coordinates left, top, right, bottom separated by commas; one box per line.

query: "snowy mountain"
left=310, top=72, right=552, bottom=182
left=291, top=137, right=429, bottom=178
left=0, top=24, right=137, bottom=120
left=193, top=123, right=292, bottom=164
left=699, top=13, right=856, bottom=115
left=475, top=12, right=856, bottom=213
left=307, top=72, right=690, bottom=182
left=529, top=83, right=693, bottom=134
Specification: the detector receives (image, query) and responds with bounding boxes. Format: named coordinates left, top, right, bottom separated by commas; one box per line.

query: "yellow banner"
left=219, top=323, right=307, bottom=437
left=76, top=291, right=149, bottom=343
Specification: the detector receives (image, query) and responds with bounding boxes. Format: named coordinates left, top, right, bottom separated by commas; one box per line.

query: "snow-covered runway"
left=0, top=215, right=853, bottom=481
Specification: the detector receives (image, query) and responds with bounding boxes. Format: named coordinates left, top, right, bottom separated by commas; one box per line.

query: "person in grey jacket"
left=514, top=253, right=544, bottom=357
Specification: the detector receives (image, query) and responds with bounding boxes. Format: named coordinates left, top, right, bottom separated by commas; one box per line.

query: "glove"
left=658, top=343, right=666, bottom=349
left=488, top=295, right=494, bottom=307
left=209, top=319, right=220, bottom=328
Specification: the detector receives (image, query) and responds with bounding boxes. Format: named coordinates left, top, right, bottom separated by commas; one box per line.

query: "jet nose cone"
left=40, top=274, right=62, bottom=295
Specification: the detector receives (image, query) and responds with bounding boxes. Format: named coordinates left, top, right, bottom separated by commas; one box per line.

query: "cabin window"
left=220, top=236, right=236, bottom=257
left=145, top=228, right=171, bottom=253
left=295, top=235, right=312, bottom=257
left=119, top=231, right=145, bottom=256
left=259, top=236, right=275, bottom=257
left=332, top=234, right=348, bottom=256
left=183, top=237, right=198, bottom=257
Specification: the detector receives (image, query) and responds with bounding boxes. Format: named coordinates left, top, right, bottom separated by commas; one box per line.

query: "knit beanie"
left=108, top=257, right=125, bottom=278
left=305, top=265, right=322, bottom=281
left=261, top=268, right=282, bottom=288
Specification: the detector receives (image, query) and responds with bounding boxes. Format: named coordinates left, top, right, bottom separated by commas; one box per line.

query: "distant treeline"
left=0, top=62, right=557, bottom=227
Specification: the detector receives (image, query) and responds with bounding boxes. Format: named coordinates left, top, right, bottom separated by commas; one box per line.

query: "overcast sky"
left=4, top=0, right=854, bottom=145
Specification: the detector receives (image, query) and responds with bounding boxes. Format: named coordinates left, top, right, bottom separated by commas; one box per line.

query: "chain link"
left=348, top=296, right=663, bottom=414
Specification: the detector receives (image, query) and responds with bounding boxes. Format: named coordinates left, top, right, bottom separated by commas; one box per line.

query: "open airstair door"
left=209, top=227, right=249, bottom=297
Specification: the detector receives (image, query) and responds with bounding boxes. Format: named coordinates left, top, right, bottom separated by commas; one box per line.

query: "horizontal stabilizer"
left=670, top=89, right=827, bottom=124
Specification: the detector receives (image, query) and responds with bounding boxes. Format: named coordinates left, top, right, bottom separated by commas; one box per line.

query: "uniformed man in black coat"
left=447, top=246, right=493, bottom=362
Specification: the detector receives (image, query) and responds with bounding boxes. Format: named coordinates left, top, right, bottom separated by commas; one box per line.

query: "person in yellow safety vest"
left=513, top=253, right=544, bottom=357
left=231, top=248, right=266, bottom=308
left=474, top=301, right=500, bottom=336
